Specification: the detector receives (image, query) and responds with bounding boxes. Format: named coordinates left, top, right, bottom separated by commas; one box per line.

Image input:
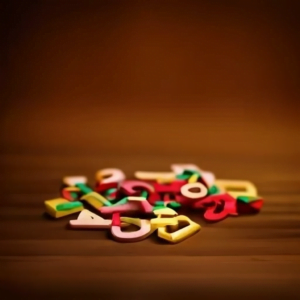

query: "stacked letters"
left=44, top=164, right=263, bottom=243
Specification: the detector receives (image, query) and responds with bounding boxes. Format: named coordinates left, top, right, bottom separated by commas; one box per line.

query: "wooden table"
left=1, top=1, right=300, bottom=299
left=1, top=153, right=300, bottom=299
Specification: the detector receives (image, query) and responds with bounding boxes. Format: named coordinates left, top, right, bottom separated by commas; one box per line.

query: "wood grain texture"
left=1, top=156, right=299, bottom=300
left=1, top=0, right=300, bottom=299
left=1, top=256, right=300, bottom=300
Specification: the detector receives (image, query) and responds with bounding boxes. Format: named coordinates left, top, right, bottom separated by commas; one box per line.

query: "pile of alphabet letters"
left=44, top=164, right=263, bottom=243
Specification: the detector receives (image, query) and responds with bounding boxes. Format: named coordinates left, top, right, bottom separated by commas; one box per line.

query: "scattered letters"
left=44, top=164, right=263, bottom=243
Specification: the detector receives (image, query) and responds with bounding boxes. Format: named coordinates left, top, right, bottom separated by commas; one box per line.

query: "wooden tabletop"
left=1, top=154, right=300, bottom=299
left=1, top=1, right=300, bottom=299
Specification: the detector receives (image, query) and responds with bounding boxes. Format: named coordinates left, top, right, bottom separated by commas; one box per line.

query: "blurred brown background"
left=1, top=0, right=300, bottom=299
